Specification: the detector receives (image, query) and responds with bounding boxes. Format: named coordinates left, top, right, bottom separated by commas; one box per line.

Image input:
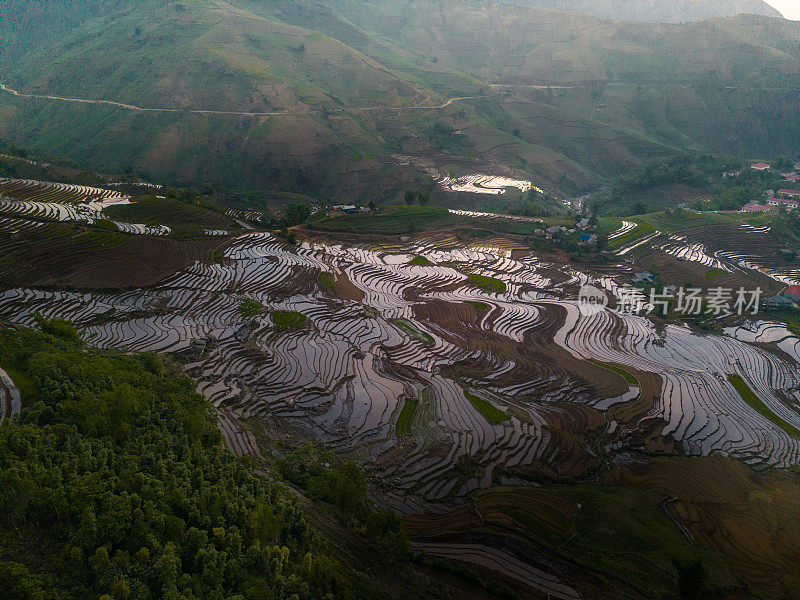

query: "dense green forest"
left=0, top=319, right=376, bottom=600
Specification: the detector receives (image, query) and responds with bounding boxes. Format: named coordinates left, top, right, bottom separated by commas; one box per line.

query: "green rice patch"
left=395, top=398, right=418, bottom=435
left=467, top=273, right=506, bottom=294
left=588, top=359, right=638, bottom=385
left=465, top=301, right=489, bottom=312
left=728, top=374, right=800, bottom=437
left=272, top=310, right=307, bottom=330
left=464, top=390, right=509, bottom=423
left=391, top=319, right=434, bottom=344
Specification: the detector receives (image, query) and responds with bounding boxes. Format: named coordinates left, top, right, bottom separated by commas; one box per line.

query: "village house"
left=750, top=162, right=771, bottom=171
left=741, top=203, right=777, bottom=213
left=781, top=172, right=800, bottom=182
left=631, top=271, right=655, bottom=285
left=762, top=295, right=796, bottom=310
left=782, top=286, right=800, bottom=306
left=777, top=189, right=800, bottom=199
left=766, top=197, right=799, bottom=210
left=331, top=204, right=358, bottom=214
left=723, top=170, right=741, bottom=178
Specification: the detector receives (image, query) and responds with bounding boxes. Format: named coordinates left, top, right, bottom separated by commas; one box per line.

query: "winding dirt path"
left=0, top=83, right=293, bottom=116
left=0, top=82, right=476, bottom=116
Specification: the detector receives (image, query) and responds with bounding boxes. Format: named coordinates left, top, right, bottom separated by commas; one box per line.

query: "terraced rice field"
left=103, top=197, right=236, bottom=235
left=614, top=216, right=800, bottom=288
left=1, top=230, right=799, bottom=515
left=0, top=217, right=226, bottom=288
left=0, top=177, right=176, bottom=235
left=439, top=174, right=535, bottom=195
left=0, top=177, right=127, bottom=204
left=0, top=178, right=239, bottom=239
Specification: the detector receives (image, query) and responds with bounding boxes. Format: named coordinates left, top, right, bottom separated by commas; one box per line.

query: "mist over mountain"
left=493, top=0, right=782, bottom=23
left=0, top=0, right=798, bottom=198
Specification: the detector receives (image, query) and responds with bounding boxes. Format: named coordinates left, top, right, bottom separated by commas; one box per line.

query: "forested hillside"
left=0, top=319, right=367, bottom=600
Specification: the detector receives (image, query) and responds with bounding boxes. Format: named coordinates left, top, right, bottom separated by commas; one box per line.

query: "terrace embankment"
left=0, top=219, right=229, bottom=289
left=403, top=460, right=748, bottom=599
left=608, top=455, right=800, bottom=595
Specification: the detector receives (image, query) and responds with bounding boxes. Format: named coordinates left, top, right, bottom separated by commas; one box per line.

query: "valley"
left=3, top=1, right=800, bottom=598
left=2, top=168, right=800, bottom=597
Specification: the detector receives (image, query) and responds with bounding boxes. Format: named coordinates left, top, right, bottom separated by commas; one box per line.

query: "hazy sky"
left=765, top=0, right=800, bottom=20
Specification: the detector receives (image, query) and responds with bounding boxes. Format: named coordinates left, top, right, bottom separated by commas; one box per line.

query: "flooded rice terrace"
left=1, top=232, right=799, bottom=512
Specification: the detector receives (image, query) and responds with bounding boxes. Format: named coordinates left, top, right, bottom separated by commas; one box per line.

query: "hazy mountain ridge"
left=492, top=0, right=782, bottom=23
left=0, top=0, right=798, bottom=198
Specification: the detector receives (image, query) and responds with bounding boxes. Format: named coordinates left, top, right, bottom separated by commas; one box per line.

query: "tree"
left=774, top=156, right=793, bottom=172
left=0, top=561, right=45, bottom=600
left=0, top=321, right=366, bottom=599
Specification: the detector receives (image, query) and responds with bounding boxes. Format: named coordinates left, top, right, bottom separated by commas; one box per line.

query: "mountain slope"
left=321, top=1, right=800, bottom=156
left=0, top=0, right=798, bottom=199
left=493, top=0, right=782, bottom=23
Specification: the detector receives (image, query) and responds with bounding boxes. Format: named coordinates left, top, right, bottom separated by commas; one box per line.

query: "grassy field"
left=313, top=206, right=461, bottom=235
left=105, top=197, right=235, bottom=235
left=272, top=310, right=307, bottom=330
left=395, top=398, right=418, bottom=436
left=464, top=390, right=508, bottom=423
left=597, top=216, right=624, bottom=236
left=408, top=255, right=431, bottom=266
left=464, top=301, right=488, bottom=312
left=466, top=274, right=506, bottom=294
left=635, top=210, right=744, bottom=233
left=588, top=359, right=638, bottom=385
left=318, top=272, right=335, bottom=287
left=705, top=268, right=726, bottom=279
left=610, top=220, right=655, bottom=248
left=728, top=374, right=800, bottom=438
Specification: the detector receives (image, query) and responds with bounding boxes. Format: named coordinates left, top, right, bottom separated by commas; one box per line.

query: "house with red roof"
left=778, top=189, right=800, bottom=199
left=741, top=203, right=777, bottom=213
left=750, top=162, right=771, bottom=171
left=781, top=172, right=800, bottom=182
left=766, top=197, right=799, bottom=210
